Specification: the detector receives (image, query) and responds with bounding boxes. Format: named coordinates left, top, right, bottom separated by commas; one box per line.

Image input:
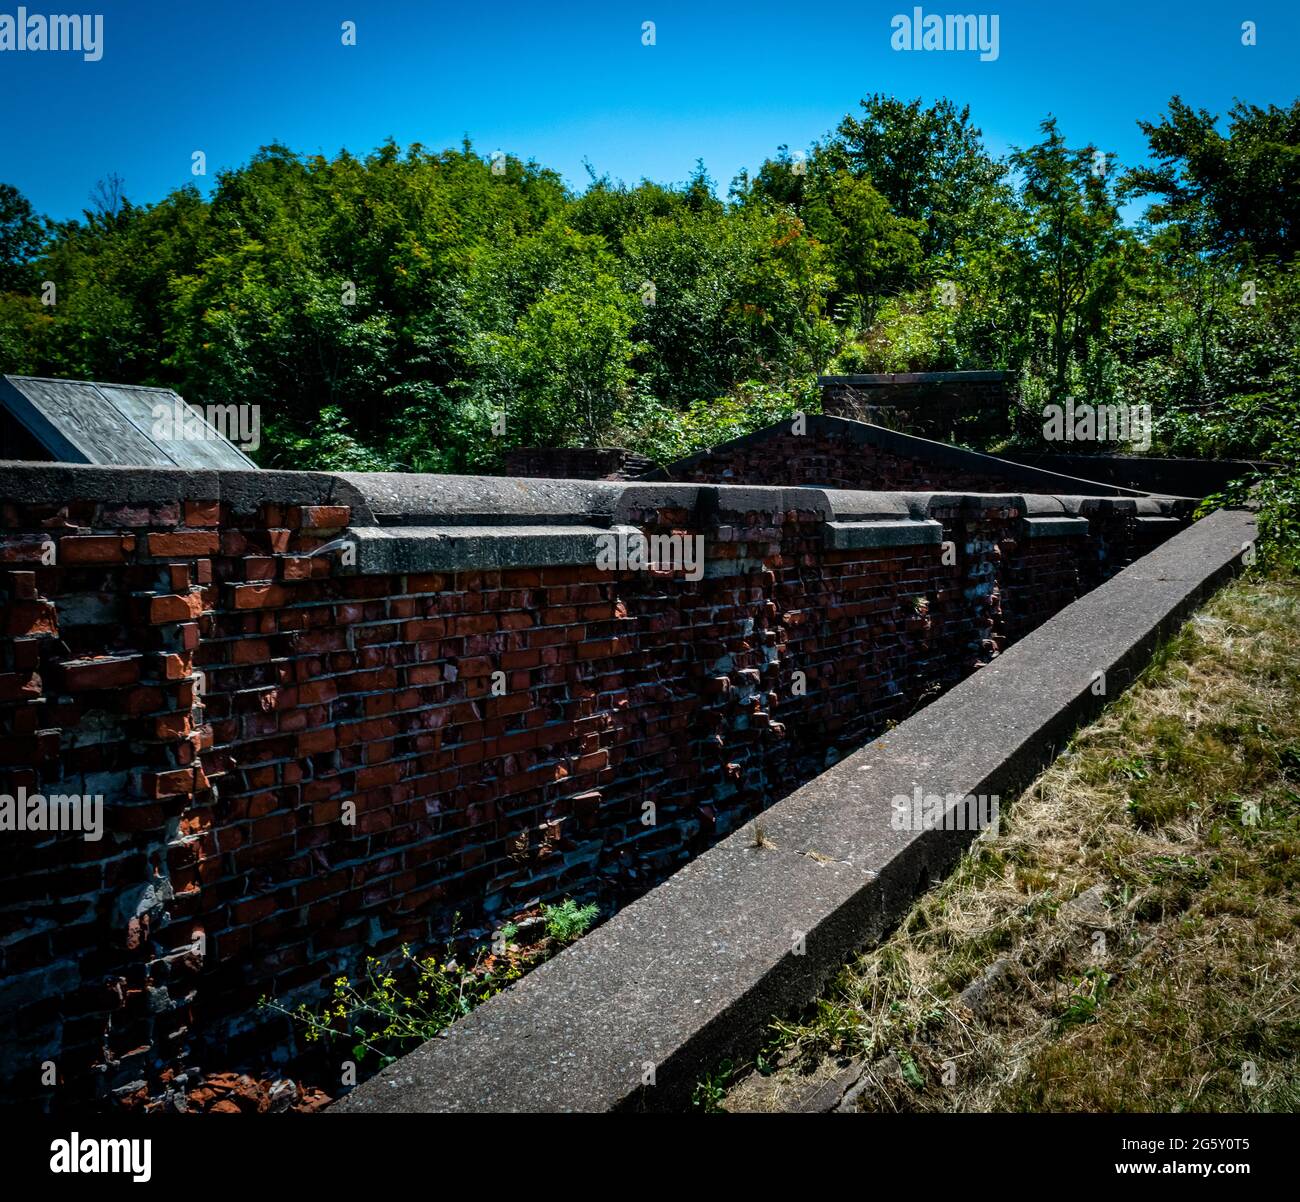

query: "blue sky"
left=1, top=1, right=1296, bottom=222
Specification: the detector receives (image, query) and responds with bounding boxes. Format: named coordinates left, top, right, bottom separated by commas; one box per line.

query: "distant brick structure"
left=500, top=447, right=654, bottom=481
left=654, top=414, right=1144, bottom=497
left=819, top=371, right=1015, bottom=443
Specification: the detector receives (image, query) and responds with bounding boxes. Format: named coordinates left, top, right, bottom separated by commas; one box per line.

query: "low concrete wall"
left=334, top=506, right=1256, bottom=1113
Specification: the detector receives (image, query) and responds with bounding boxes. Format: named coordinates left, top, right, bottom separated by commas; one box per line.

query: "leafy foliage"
left=260, top=897, right=600, bottom=1071
left=540, top=898, right=599, bottom=944
left=259, top=942, right=519, bottom=1070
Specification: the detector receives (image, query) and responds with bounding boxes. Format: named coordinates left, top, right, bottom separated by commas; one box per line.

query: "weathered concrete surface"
left=337, top=472, right=626, bottom=527
left=349, top=523, right=628, bottom=573
left=333, top=506, right=1256, bottom=1114
left=824, top=519, right=943, bottom=549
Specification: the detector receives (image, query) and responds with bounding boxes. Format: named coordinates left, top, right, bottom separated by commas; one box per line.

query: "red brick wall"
left=0, top=473, right=1147, bottom=1112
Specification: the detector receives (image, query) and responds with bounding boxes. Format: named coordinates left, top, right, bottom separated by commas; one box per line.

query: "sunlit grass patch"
left=728, top=572, right=1300, bottom=1113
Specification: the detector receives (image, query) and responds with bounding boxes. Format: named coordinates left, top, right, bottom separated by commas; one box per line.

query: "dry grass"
left=728, top=573, right=1300, bottom=1113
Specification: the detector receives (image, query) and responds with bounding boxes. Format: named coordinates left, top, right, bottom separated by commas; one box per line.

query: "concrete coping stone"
left=0, top=461, right=373, bottom=514
left=345, top=492, right=1124, bottom=571
left=0, top=462, right=1161, bottom=527
left=0, top=461, right=222, bottom=506
left=1023, top=515, right=1091, bottom=539
left=824, top=519, right=944, bottom=550
left=346, top=524, right=622, bottom=574
left=1059, top=495, right=1137, bottom=517
left=332, top=505, right=1256, bottom=1114
left=336, top=472, right=628, bottom=528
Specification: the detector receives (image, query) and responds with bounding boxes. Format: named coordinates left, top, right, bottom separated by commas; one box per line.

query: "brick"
left=6, top=570, right=36, bottom=600
left=146, top=531, right=220, bottom=557
left=143, top=767, right=199, bottom=798
left=297, top=728, right=337, bottom=756
left=184, top=500, right=221, bottom=527
left=0, top=670, right=40, bottom=701
left=228, top=582, right=289, bottom=609
left=148, top=593, right=204, bottom=624
left=293, top=505, right=350, bottom=529
left=59, top=654, right=141, bottom=692
left=59, top=535, right=127, bottom=564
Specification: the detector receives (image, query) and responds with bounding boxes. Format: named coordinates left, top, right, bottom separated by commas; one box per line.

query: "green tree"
left=823, top=95, right=1006, bottom=262
left=1125, top=96, right=1300, bottom=265
left=623, top=203, right=834, bottom=407
left=457, top=222, right=640, bottom=457
left=1010, top=117, right=1129, bottom=399
left=0, top=183, right=44, bottom=292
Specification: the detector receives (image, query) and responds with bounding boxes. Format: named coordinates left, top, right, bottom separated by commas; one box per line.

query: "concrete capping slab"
left=336, top=472, right=626, bottom=528
left=1062, top=495, right=1138, bottom=518
left=347, top=524, right=624, bottom=574
left=0, top=461, right=1164, bottom=530
left=332, top=507, right=1256, bottom=1115
left=824, top=519, right=943, bottom=550
left=0, top=461, right=222, bottom=505
left=0, top=461, right=366, bottom=521
left=1023, top=515, right=1090, bottom=539
left=818, top=490, right=914, bottom=522
left=0, top=463, right=1189, bottom=573
left=217, top=469, right=372, bottom=520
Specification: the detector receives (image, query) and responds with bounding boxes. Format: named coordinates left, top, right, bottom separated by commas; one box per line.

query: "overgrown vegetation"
left=726, top=573, right=1300, bottom=1113
left=1, top=94, right=1296, bottom=507
left=260, top=899, right=599, bottom=1073
left=541, top=897, right=599, bottom=944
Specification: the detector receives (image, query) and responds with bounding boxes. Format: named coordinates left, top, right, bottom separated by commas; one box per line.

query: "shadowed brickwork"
left=0, top=462, right=1186, bottom=1112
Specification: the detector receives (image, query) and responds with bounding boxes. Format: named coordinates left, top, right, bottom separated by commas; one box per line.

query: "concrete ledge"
left=338, top=472, right=626, bottom=528
left=347, top=524, right=622, bottom=573
left=1023, top=515, right=1090, bottom=539
left=332, top=507, right=1256, bottom=1114
left=824, top=519, right=943, bottom=550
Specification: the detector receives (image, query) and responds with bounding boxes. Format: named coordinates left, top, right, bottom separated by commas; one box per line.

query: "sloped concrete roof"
left=0, top=375, right=257, bottom=470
